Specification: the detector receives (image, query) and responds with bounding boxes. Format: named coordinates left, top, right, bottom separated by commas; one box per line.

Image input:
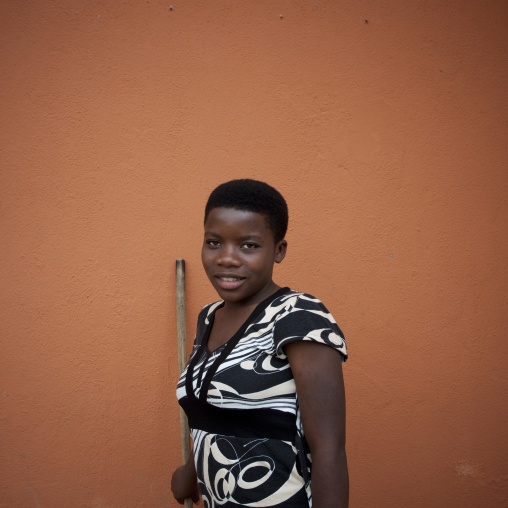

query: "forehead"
left=204, top=207, right=271, bottom=233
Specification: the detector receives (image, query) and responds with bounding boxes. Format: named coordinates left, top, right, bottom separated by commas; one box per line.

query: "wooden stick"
left=175, top=259, right=193, bottom=508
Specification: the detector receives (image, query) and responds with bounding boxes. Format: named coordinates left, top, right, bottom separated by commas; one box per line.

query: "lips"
left=215, top=274, right=245, bottom=290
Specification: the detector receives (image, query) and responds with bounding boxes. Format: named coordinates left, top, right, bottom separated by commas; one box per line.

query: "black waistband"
left=179, top=396, right=297, bottom=441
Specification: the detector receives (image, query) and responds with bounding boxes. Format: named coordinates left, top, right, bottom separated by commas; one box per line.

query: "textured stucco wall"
left=1, top=1, right=507, bottom=506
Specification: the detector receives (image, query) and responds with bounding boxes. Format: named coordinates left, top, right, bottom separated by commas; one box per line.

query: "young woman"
left=172, top=179, right=348, bottom=507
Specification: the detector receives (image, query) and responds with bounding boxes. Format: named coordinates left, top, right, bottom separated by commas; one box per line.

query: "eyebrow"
left=239, top=234, right=264, bottom=241
left=204, top=232, right=264, bottom=241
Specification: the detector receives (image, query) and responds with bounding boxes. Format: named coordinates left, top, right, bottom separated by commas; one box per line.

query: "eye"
left=206, top=240, right=220, bottom=247
left=241, top=242, right=259, bottom=250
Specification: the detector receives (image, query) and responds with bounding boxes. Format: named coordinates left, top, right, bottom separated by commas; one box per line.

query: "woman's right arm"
left=171, top=455, right=200, bottom=505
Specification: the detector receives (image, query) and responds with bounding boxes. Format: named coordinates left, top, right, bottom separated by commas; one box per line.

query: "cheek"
left=201, top=249, right=210, bottom=268
left=202, top=250, right=219, bottom=273
left=251, top=257, right=273, bottom=273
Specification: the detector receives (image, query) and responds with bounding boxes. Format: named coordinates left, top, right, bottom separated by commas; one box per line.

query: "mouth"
left=215, top=274, right=245, bottom=290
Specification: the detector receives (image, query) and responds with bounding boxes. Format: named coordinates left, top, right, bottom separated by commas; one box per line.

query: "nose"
left=217, top=245, right=241, bottom=267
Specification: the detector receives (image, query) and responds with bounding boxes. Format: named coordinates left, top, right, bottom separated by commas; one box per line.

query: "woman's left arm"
left=285, top=341, right=349, bottom=508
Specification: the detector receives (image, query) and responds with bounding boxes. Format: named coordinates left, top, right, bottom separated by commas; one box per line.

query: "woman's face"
left=201, top=207, right=287, bottom=307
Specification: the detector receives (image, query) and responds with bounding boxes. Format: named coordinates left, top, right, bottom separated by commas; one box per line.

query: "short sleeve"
left=272, top=293, right=347, bottom=361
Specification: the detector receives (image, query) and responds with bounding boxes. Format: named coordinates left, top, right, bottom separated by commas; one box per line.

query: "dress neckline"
left=204, top=287, right=290, bottom=354
left=186, top=287, right=291, bottom=404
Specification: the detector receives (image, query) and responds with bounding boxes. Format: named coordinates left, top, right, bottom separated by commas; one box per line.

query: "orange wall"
left=1, top=1, right=507, bottom=506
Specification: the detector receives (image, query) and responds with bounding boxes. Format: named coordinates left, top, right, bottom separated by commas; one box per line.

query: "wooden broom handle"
left=175, top=259, right=193, bottom=508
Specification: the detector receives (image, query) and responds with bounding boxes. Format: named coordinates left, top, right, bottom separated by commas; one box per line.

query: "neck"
left=222, top=281, right=281, bottom=314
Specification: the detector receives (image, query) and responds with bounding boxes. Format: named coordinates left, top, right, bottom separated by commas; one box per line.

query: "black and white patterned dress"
left=177, top=287, right=347, bottom=507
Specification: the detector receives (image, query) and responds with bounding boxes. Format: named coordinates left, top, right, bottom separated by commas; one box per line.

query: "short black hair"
left=204, top=179, right=288, bottom=243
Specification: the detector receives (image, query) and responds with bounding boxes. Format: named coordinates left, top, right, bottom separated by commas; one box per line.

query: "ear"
left=274, top=240, right=287, bottom=264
